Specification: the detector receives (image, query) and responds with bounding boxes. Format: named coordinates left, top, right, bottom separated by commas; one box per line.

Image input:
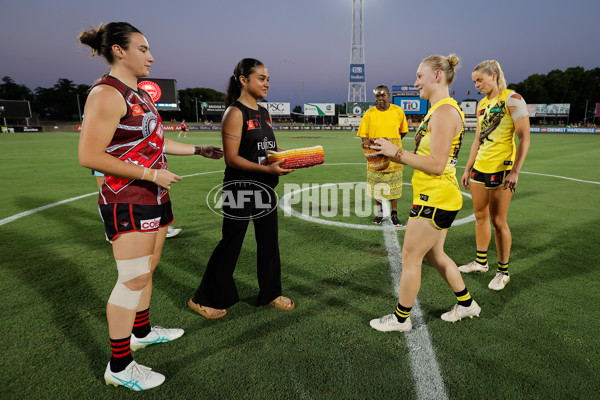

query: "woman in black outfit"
left=189, top=58, right=295, bottom=319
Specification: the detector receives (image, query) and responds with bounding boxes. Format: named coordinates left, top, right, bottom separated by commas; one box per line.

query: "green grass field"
left=1, top=130, right=599, bottom=399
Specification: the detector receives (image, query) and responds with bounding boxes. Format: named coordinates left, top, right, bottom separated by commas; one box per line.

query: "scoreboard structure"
left=392, top=85, right=428, bottom=115
left=137, top=78, right=179, bottom=110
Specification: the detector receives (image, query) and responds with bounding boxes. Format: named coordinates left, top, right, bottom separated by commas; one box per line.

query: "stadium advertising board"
left=304, top=103, right=335, bottom=116
left=2, top=126, right=42, bottom=133
left=393, top=97, right=428, bottom=115
left=346, top=102, right=375, bottom=115
left=464, top=117, right=477, bottom=128
left=531, top=127, right=600, bottom=133
left=534, top=103, right=570, bottom=117
left=460, top=101, right=478, bottom=116
left=350, top=64, right=365, bottom=82
left=392, top=85, right=420, bottom=97
left=258, top=102, right=290, bottom=116
left=338, top=117, right=363, bottom=126
left=137, top=78, right=178, bottom=110
left=204, top=102, right=226, bottom=115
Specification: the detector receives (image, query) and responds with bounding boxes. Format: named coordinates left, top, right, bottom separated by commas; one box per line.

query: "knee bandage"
left=507, top=95, right=528, bottom=122
left=108, top=255, right=152, bottom=310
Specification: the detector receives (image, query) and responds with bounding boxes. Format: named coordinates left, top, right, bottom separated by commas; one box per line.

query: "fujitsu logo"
left=257, top=137, right=276, bottom=150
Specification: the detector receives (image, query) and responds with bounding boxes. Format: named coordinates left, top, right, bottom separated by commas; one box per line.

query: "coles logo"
left=138, top=81, right=162, bottom=102
left=140, top=217, right=161, bottom=230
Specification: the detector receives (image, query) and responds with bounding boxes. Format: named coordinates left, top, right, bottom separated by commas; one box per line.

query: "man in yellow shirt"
left=357, top=85, right=409, bottom=226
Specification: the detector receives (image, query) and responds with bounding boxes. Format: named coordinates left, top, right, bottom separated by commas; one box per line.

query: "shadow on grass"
left=2, top=199, right=112, bottom=384
left=424, top=216, right=600, bottom=320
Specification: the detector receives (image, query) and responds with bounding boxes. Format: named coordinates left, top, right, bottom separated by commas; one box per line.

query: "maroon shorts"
left=99, top=201, right=174, bottom=241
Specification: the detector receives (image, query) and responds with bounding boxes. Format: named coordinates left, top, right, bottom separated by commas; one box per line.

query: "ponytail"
left=225, top=75, right=241, bottom=108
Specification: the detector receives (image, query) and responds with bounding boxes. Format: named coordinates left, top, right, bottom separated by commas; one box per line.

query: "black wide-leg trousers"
left=193, top=181, right=282, bottom=309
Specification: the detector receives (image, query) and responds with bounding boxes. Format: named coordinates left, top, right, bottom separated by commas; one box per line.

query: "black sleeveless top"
left=224, top=100, right=279, bottom=187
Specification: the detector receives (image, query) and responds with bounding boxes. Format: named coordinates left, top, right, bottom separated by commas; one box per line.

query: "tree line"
left=508, top=66, right=600, bottom=122
left=2, top=66, right=599, bottom=123
left=0, top=76, right=225, bottom=122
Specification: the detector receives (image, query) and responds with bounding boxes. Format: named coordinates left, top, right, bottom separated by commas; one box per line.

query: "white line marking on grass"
left=0, top=192, right=98, bottom=226
left=455, top=166, right=600, bottom=185
left=279, top=182, right=475, bottom=231
left=519, top=171, right=600, bottom=185
left=0, top=171, right=224, bottom=227
left=380, top=201, right=449, bottom=400
left=4, top=167, right=594, bottom=228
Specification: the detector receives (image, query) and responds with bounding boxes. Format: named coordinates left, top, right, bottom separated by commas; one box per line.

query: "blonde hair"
left=421, top=54, right=460, bottom=85
left=473, top=60, right=507, bottom=91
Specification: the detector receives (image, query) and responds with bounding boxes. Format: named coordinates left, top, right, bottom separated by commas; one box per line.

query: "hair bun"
left=78, top=26, right=103, bottom=54
left=446, top=54, right=460, bottom=70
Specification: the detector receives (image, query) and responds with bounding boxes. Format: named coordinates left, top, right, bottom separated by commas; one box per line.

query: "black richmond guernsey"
left=224, top=100, right=279, bottom=187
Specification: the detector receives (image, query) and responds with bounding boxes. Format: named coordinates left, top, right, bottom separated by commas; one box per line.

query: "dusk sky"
left=2, top=0, right=599, bottom=108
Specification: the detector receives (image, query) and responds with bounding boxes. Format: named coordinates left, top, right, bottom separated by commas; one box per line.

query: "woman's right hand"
left=267, top=159, right=294, bottom=176
left=460, top=170, right=471, bottom=190
left=151, top=169, right=182, bottom=190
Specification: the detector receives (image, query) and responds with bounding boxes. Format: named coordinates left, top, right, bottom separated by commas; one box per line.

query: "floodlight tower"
left=348, top=0, right=366, bottom=102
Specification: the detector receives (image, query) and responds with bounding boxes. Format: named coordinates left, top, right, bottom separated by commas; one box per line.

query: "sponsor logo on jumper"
left=247, top=119, right=261, bottom=130
left=420, top=194, right=429, bottom=202
left=140, top=217, right=161, bottom=230
left=131, top=103, right=150, bottom=116
left=257, top=137, right=277, bottom=151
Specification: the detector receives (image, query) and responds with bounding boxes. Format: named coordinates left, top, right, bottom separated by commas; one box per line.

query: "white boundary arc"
left=279, top=181, right=476, bottom=230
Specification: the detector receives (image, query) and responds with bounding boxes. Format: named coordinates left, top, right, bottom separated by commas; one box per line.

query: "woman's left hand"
left=503, top=170, right=518, bottom=191
left=371, top=138, right=399, bottom=157
left=200, top=146, right=224, bottom=159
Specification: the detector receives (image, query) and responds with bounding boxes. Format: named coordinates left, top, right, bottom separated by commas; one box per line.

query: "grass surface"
left=1, top=130, right=599, bottom=399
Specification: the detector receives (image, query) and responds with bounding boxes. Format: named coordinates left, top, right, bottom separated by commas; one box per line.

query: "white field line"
left=380, top=201, right=449, bottom=400
left=2, top=167, right=596, bottom=227
left=0, top=192, right=98, bottom=226
left=0, top=171, right=224, bottom=227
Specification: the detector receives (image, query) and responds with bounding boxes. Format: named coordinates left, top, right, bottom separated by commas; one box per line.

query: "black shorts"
left=470, top=168, right=510, bottom=189
left=409, top=205, right=459, bottom=229
left=99, top=201, right=174, bottom=241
